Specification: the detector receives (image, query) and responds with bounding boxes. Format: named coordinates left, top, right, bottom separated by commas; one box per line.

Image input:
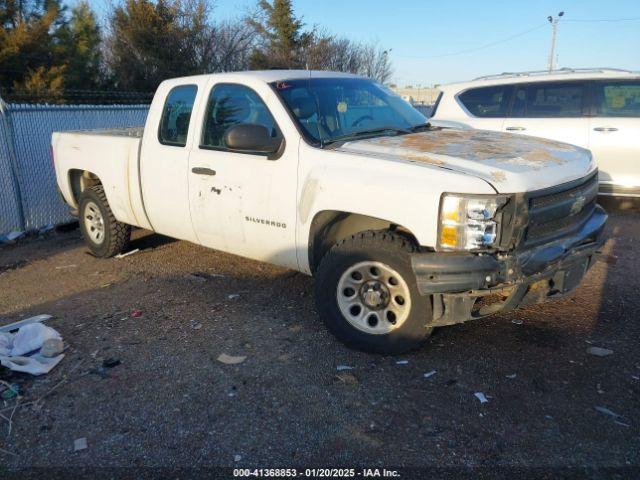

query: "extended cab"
left=52, top=71, right=607, bottom=354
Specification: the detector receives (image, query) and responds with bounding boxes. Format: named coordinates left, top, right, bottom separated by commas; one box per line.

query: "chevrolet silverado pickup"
left=51, top=70, right=608, bottom=354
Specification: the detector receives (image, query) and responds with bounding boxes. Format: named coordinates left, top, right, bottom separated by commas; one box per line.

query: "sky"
left=79, top=0, right=640, bottom=86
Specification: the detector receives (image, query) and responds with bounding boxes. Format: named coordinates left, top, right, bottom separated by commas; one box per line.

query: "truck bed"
left=52, top=128, right=151, bottom=230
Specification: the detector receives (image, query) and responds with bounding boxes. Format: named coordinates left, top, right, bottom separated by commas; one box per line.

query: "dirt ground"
left=0, top=198, right=639, bottom=478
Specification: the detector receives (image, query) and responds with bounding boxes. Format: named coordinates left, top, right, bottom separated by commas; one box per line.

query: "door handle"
left=505, top=126, right=526, bottom=131
left=593, top=127, right=618, bottom=132
left=191, top=167, right=216, bottom=176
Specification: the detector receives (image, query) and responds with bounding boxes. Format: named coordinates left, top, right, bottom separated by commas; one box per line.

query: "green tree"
left=106, top=0, right=209, bottom=92
left=57, top=1, right=102, bottom=90
left=0, top=0, right=67, bottom=96
left=248, top=0, right=313, bottom=69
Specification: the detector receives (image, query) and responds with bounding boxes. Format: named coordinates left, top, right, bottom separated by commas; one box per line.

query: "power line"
left=564, top=17, right=640, bottom=23
left=394, top=23, right=546, bottom=59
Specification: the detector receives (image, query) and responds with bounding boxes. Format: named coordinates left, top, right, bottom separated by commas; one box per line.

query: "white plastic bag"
left=10, top=323, right=61, bottom=356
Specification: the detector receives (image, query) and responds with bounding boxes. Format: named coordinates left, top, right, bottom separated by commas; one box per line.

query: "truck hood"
left=336, top=129, right=595, bottom=193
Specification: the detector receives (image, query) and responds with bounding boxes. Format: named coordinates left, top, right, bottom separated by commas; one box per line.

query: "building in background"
left=389, top=86, right=441, bottom=106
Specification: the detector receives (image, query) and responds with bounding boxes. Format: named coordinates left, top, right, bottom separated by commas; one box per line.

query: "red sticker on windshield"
left=276, top=81, right=291, bottom=90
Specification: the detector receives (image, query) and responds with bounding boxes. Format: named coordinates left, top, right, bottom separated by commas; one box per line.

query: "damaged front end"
left=411, top=171, right=608, bottom=326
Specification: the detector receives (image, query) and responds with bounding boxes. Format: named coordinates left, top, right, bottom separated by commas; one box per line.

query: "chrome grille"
left=525, top=173, right=599, bottom=245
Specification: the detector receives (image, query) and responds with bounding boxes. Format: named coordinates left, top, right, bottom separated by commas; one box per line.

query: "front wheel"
left=315, top=230, right=433, bottom=354
left=78, top=185, right=131, bottom=257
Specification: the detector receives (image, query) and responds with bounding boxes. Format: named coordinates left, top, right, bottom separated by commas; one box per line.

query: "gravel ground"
left=0, top=198, right=638, bottom=478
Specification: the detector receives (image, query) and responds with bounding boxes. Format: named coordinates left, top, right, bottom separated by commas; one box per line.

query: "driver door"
left=188, top=81, right=299, bottom=269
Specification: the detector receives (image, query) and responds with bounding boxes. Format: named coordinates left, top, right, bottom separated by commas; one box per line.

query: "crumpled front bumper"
left=411, top=206, right=608, bottom=326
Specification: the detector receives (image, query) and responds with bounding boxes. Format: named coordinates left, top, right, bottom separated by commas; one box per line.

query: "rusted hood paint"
left=337, top=129, right=594, bottom=192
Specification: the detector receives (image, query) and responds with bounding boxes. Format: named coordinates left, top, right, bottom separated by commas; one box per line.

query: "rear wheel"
left=315, top=230, right=433, bottom=354
left=78, top=185, right=130, bottom=257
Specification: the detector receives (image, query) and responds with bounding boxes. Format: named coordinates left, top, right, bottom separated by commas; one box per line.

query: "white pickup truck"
left=52, top=70, right=607, bottom=354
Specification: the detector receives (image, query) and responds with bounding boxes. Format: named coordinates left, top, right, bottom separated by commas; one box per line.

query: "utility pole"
left=547, top=11, right=564, bottom=72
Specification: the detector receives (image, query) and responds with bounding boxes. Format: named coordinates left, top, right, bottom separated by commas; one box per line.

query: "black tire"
left=78, top=185, right=131, bottom=258
left=315, top=230, right=433, bottom=354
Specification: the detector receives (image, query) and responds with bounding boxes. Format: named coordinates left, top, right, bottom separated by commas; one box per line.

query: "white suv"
left=431, top=68, right=640, bottom=197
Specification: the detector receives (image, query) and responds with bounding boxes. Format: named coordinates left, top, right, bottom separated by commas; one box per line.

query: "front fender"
left=295, top=144, right=495, bottom=273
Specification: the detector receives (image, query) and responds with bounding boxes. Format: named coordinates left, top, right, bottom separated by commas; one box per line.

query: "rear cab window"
left=158, top=85, right=198, bottom=147
left=511, top=81, right=587, bottom=118
left=457, top=85, right=513, bottom=117
left=594, top=80, right=640, bottom=117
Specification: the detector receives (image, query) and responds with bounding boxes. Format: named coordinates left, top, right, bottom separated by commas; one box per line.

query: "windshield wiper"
left=322, top=126, right=411, bottom=147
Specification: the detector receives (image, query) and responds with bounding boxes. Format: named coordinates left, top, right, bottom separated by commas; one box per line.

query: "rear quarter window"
left=158, top=85, right=198, bottom=147
left=457, top=85, right=512, bottom=117
left=595, top=81, right=640, bottom=117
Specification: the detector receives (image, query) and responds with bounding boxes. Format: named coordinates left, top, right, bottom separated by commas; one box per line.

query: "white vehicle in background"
left=52, top=70, right=606, bottom=354
left=431, top=68, right=640, bottom=197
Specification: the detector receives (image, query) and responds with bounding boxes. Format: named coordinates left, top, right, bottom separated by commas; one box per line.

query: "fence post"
left=0, top=95, right=25, bottom=232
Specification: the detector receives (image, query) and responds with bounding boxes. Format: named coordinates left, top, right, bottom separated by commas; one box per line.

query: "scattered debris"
left=217, top=353, right=246, bottom=365
left=587, top=346, right=613, bottom=357
left=0, top=231, right=24, bottom=243
left=423, top=370, right=437, bottom=378
left=193, top=323, right=202, bottom=330
left=102, top=358, right=121, bottom=368
left=474, top=392, right=489, bottom=404
left=511, top=319, right=523, bottom=325
left=0, top=314, right=52, bottom=334
left=396, top=360, right=409, bottom=365
left=55, top=264, right=77, bottom=270
left=227, top=294, right=240, bottom=300
left=74, top=438, right=88, bottom=451
left=89, top=367, right=110, bottom=379
left=187, top=272, right=225, bottom=282
left=336, top=365, right=353, bottom=371
left=234, top=454, right=242, bottom=462
left=1, top=383, right=20, bottom=400
left=130, top=310, right=143, bottom=318
left=594, top=405, right=630, bottom=427
left=506, top=373, right=517, bottom=379
left=115, top=248, right=139, bottom=259
left=335, top=371, right=358, bottom=384
left=595, top=253, right=618, bottom=265
left=594, top=406, right=618, bottom=418
left=0, top=447, right=17, bottom=457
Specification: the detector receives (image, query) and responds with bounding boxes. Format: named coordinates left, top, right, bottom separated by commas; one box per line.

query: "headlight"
left=438, top=194, right=508, bottom=251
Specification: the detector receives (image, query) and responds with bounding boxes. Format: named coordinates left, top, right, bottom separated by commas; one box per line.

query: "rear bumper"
left=411, top=205, right=608, bottom=326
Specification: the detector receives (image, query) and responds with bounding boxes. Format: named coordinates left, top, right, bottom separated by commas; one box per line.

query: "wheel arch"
left=67, top=169, right=103, bottom=208
left=307, top=210, right=420, bottom=275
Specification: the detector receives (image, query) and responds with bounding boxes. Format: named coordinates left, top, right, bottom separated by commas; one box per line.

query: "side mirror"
left=223, top=124, right=282, bottom=156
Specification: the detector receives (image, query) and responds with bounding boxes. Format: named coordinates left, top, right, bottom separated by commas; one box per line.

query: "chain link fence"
left=0, top=99, right=149, bottom=238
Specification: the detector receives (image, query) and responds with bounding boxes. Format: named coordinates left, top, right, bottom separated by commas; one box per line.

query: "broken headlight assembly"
left=438, top=194, right=509, bottom=251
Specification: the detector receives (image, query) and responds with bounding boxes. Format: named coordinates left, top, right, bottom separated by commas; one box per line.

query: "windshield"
left=272, top=77, right=428, bottom=146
